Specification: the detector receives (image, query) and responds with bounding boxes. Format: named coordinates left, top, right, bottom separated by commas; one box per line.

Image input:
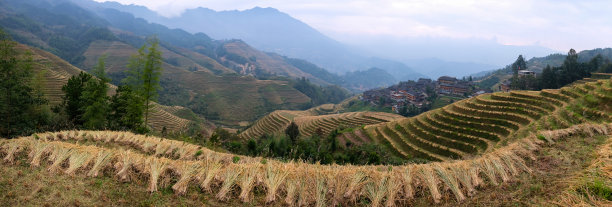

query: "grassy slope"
left=82, top=40, right=311, bottom=124
left=15, top=42, right=201, bottom=133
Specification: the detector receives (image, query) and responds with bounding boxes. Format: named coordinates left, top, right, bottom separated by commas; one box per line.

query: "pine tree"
left=81, top=55, right=110, bottom=129
left=141, top=38, right=163, bottom=127
left=540, top=65, right=556, bottom=89
left=510, top=55, right=527, bottom=89
left=62, top=72, right=92, bottom=126
left=124, top=38, right=163, bottom=129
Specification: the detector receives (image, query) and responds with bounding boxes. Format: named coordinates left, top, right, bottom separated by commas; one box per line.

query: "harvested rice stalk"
left=452, top=164, right=475, bottom=196
left=198, top=158, right=223, bottom=192
left=264, top=164, right=289, bottom=203
left=385, top=172, right=402, bottom=207
left=498, top=151, right=519, bottom=176
left=284, top=178, right=300, bottom=206
left=48, top=146, right=73, bottom=173
left=433, top=163, right=465, bottom=202
left=419, top=165, right=441, bottom=203
left=171, top=161, right=202, bottom=195
left=65, top=150, right=93, bottom=175
left=479, top=158, right=499, bottom=186
left=238, top=165, right=260, bottom=203
left=29, top=142, right=51, bottom=167
left=489, top=156, right=510, bottom=182
left=3, top=142, right=23, bottom=164
left=216, top=167, right=243, bottom=201
left=147, top=157, right=169, bottom=192
left=400, top=166, right=415, bottom=200
left=315, top=173, right=327, bottom=207
left=328, top=169, right=350, bottom=206
left=365, top=174, right=389, bottom=207
left=115, top=150, right=138, bottom=181
left=87, top=150, right=114, bottom=177
left=344, top=170, right=367, bottom=200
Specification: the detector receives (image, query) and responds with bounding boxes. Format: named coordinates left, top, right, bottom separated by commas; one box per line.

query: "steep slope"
left=0, top=0, right=323, bottom=125
left=339, top=75, right=612, bottom=161
left=81, top=40, right=312, bottom=123
left=1, top=76, right=610, bottom=205
left=13, top=43, right=202, bottom=133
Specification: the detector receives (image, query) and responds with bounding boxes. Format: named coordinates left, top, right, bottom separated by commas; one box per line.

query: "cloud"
left=95, top=0, right=612, bottom=51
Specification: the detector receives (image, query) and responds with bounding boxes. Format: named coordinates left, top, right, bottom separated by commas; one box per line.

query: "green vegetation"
left=0, top=30, right=48, bottom=138
left=124, top=38, right=164, bottom=127
left=511, top=49, right=604, bottom=90
left=289, top=77, right=349, bottom=107
left=431, top=95, right=462, bottom=109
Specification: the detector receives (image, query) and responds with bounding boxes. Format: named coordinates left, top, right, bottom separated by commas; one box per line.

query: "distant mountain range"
left=73, top=1, right=427, bottom=82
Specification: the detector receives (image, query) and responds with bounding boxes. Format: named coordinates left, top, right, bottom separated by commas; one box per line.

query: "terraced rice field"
left=1, top=124, right=610, bottom=206
left=352, top=76, right=612, bottom=161
left=0, top=75, right=610, bottom=206
left=239, top=110, right=403, bottom=139
left=147, top=103, right=192, bottom=132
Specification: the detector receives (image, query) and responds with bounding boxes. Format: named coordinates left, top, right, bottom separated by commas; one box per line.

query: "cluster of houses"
left=361, top=76, right=481, bottom=113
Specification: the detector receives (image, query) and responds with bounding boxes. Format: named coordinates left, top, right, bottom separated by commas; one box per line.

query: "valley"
left=1, top=0, right=612, bottom=206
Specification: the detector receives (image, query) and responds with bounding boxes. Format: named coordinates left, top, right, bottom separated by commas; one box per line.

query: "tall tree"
left=540, top=65, right=557, bottom=89
left=560, top=49, right=579, bottom=85
left=62, top=72, right=92, bottom=126
left=511, top=55, right=527, bottom=89
left=125, top=38, right=163, bottom=128
left=0, top=30, right=47, bottom=137
left=81, top=55, right=110, bottom=129
left=141, top=38, right=163, bottom=127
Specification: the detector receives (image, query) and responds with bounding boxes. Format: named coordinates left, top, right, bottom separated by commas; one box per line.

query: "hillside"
left=239, top=109, right=404, bottom=140
left=0, top=0, right=346, bottom=125
left=13, top=42, right=208, bottom=134
left=340, top=75, right=612, bottom=161
left=476, top=47, right=612, bottom=90
left=72, top=0, right=427, bottom=84
left=0, top=75, right=610, bottom=206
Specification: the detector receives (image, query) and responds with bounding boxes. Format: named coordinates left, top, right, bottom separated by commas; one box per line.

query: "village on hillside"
left=360, top=76, right=492, bottom=114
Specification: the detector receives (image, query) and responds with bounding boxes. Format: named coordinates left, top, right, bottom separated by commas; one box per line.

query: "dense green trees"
left=510, top=49, right=606, bottom=90
left=109, top=86, right=145, bottom=132
left=0, top=30, right=48, bottom=137
left=62, top=72, right=93, bottom=126
left=58, top=38, right=162, bottom=133
left=82, top=55, right=111, bottom=129
left=290, top=77, right=349, bottom=106
left=214, top=127, right=405, bottom=165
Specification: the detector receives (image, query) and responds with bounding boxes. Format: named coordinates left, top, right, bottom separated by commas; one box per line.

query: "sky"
left=94, top=0, right=612, bottom=52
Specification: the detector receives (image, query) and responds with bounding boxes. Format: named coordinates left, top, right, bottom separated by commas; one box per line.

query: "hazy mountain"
left=346, top=36, right=559, bottom=78
left=74, top=1, right=426, bottom=82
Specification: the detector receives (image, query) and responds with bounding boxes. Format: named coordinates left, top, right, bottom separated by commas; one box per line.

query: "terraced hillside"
left=0, top=76, right=610, bottom=206
left=340, top=75, right=612, bottom=161
left=16, top=43, right=203, bottom=133
left=239, top=108, right=404, bottom=139
left=82, top=40, right=311, bottom=124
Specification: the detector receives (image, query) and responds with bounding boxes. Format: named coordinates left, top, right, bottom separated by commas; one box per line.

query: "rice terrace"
left=2, top=0, right=612, bottom=206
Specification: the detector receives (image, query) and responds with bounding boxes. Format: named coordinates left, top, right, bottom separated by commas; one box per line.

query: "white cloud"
left=95, top=0, right=612, bottom=51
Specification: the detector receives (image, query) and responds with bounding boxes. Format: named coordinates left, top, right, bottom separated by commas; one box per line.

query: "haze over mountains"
left=85, top=0, right=559, bottom=79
